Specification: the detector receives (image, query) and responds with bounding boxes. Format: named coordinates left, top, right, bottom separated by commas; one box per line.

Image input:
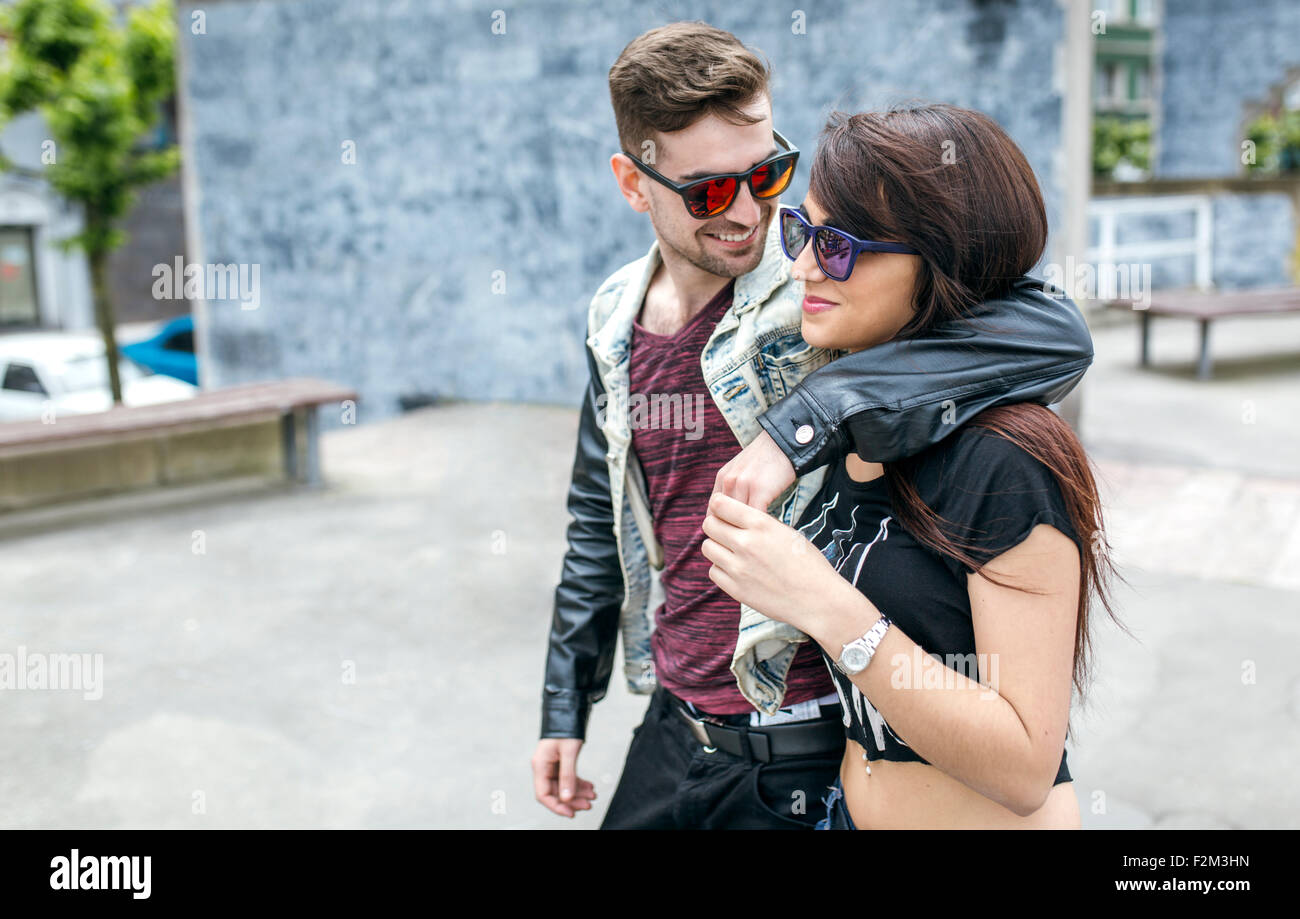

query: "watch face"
left=841, top=645, right=870, bottom=673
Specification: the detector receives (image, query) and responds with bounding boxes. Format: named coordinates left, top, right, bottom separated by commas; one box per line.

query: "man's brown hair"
left=608, top=22, right=771, bottom=159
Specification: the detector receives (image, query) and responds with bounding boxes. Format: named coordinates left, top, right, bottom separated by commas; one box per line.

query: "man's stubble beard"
left=649, top=200, right=771, bottom=280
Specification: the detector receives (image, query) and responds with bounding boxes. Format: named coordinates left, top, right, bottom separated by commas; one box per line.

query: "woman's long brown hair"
left=810, top=103, right=1127, bottom=700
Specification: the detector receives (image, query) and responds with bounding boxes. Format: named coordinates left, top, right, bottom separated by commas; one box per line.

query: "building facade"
left=176, top=0, right=1080, bottom=419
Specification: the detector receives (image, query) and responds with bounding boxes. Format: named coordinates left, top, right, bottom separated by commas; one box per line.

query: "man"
left=531, top=22, right=1094, bottom=830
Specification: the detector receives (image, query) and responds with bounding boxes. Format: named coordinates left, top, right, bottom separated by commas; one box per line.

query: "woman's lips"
left=802, top=296, right=837, bottom=314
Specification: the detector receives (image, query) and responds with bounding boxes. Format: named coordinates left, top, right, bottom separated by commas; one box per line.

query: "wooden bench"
left=0, top=378, right=358, bottom=510
left=1106, top=287, right=1300, bottom=380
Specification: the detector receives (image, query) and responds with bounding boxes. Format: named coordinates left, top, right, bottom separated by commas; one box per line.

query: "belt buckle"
left=674, top=705, right=717, bottom=751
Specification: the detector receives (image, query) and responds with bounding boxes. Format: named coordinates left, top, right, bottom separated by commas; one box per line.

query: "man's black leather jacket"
left=542, top=276, right=1093, bottom=739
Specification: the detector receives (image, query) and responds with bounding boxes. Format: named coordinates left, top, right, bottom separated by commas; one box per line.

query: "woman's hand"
left=701, top=491, right=845, bottom=634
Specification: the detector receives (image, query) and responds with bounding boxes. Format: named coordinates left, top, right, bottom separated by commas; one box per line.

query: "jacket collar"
left=589, top=212, right=791, bottom=370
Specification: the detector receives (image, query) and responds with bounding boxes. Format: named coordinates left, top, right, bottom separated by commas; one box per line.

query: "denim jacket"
left=542, top=215, right=1094, bottom=737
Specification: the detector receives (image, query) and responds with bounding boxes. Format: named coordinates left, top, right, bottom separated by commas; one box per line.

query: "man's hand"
left=532, top=738, right=597, bottom=818
left=712, top=429, right=797, bottom=511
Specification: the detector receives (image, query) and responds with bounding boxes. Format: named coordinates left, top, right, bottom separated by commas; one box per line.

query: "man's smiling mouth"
left=704, top=225, right=759, bottom=245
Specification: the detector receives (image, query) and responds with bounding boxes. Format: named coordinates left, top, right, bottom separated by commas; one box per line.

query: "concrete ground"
left=0, top=309, right=1297, bottom=829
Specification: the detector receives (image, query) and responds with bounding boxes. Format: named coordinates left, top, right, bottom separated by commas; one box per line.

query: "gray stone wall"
left=179, top=0, right=1068, bottom=421
left=1211, top=192, right=1295, bottom=289
left=1158, top=0, right=1300, bottom=179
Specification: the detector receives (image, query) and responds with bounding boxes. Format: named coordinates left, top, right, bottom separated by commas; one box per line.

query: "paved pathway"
left=0, top=310, right=1294, bottom=828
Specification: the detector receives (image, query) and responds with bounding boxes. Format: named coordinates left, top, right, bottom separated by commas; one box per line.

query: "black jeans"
left=599, top=686, right=843, bottom=830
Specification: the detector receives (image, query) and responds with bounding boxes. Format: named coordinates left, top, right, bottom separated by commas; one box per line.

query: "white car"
left=0, top=331, right=197, bottom=423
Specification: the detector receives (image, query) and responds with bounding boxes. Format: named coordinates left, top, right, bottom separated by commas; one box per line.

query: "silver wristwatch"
left=836, top=617, right=892, bottom=675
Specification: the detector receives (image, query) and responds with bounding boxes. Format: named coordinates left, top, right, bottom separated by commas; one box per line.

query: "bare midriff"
left=838, top=738, right=1081, bottom=829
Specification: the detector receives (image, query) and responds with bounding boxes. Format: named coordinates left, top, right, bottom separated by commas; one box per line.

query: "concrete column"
left=172, top=3, right=210, bottom=391
left=1056, top=0, right=1095, bottom=434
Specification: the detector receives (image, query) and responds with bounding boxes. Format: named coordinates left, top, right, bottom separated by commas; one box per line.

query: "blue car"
left=121, top=315, right=197, bottom=385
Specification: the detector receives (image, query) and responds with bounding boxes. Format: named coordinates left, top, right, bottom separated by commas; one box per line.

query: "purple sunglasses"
left=779, top=205, right=919, bottom=281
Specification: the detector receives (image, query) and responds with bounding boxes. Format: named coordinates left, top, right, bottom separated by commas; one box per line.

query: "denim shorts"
left=814, top=776, right=858, bottom=830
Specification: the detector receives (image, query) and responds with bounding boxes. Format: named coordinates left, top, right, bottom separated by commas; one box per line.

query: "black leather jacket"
left=541, top=276, right=1093, bottom=739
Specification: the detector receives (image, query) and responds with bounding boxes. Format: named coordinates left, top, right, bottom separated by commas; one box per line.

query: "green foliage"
left=1244, top=110, right=1300, bottom=174
left=0, top=0, right=180, bottom=257
left=1093, top=115, right=1151, bottom=179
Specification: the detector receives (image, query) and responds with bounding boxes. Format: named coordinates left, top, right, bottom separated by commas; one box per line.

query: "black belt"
left=672, top=702, right=845, bottom=764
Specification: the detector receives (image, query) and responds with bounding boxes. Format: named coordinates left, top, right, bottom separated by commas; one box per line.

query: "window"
left=1132, top=63, right=1151, bottom=103
left=1095, top=62, right=1120, bottom=103
left=1105, top=0, right=1156, bottom=25
left=1284, top=78, right=1300, bottom=113
left=0, top=227, right=40, bottom=327
left=163, top=328, right=193, bottom=352
left=2, top=362, right=47, bottom=395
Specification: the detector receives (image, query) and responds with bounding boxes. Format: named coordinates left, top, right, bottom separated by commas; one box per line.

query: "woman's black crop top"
left=793, top=422, right=1082, bottom=786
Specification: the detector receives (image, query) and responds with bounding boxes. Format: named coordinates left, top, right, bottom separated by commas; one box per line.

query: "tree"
left=0, top=0, right=180, bottom=404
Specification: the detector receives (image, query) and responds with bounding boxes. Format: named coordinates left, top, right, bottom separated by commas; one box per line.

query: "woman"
left=701, top=103, right=1123, bottom=829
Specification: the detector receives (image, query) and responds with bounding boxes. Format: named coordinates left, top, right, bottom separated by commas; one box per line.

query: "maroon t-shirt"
left=628, top=279, right=835, bottom=714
